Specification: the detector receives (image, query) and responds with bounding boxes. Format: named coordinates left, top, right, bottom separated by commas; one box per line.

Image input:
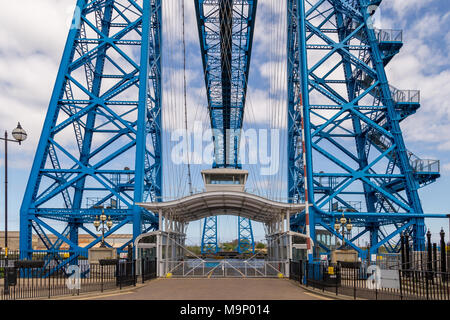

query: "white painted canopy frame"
left=137, top=191, right=307, bottom=224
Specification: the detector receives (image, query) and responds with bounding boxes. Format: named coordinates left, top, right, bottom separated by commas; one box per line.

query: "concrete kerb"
left=34, top=278, right=365, bottom=301
left=294, top=281, right=366, bottom=300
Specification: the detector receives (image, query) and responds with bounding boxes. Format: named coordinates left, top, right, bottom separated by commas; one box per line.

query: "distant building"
left=0, top=231, right=132, bottom=252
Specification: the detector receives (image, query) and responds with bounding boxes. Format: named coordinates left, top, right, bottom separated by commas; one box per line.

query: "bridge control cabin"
left=201, top=168, right=248, bottom=192
left=137, top=193, right=309, bottom=277
left=136, top=169, right=309, bottom=278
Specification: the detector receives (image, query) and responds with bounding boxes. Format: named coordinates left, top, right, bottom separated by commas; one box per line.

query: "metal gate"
left=161, top=260, right=289, bottom=278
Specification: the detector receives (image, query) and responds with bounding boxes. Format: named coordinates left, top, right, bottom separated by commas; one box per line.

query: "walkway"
left=82, top=278, right=331, bottom=300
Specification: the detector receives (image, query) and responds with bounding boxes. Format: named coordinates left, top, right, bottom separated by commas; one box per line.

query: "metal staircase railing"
left=408, top=152, right=440, bottom=174
left=375, top=29, right=402, bottom=43
left=367, top=129, right=440, bottom=176
left=47, top=144, right=73, bottom=209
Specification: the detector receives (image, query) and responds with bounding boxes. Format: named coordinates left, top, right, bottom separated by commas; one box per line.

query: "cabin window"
left=208, top=175, right=242, bottom=185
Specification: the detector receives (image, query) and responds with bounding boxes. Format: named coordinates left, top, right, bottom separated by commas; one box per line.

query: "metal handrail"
left=375, top=29, right=403, bottom=42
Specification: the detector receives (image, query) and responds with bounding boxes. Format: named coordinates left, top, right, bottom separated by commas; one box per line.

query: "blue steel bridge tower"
left=287, top=0, right=440, bottom=259
left=20, top=0, right=162, bottom=271
left=195, top=0, right=257, bottom=254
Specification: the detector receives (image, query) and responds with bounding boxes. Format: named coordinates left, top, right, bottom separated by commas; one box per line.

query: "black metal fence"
left=116, top=260, right=136, bottom=289
left=0, top=258, right=157, bottom=300
left=289, top=260, right=450, bottom=300
left=304, top=262, right=341, bottom=294
left=289, top=260, right=303, bottom=283
left=141, top=258, right=157, bottom=283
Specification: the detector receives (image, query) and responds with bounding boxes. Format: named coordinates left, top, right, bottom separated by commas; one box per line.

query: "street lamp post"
left=334, top=213, right=353, bottom=249
left=93, top=209, right=113, bottom=248
left=447, top=214, right=450, bottom=246
left=1, top=122, right=27, bottom=295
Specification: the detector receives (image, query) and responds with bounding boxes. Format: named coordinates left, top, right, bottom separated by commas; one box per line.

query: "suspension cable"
left=182, top=0, right=193, bottom=195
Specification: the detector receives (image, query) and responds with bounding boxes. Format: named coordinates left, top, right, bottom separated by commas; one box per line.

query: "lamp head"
left=12, top=122, right=27, bottom=144
left=334, top=219, right=340, bottom=231
left=346, top=219, right=353, bottom=231
left=106, top=216, right=113, bottom=229
left=93, top=216, right=100, bottom=229
left=340, top=213, right=347, bottom=225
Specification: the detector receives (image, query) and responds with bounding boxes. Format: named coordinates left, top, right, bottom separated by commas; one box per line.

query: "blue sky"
left=0, top=0, right=449, bottom=246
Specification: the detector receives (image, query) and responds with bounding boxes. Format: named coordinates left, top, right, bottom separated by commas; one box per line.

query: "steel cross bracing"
left=287, top=0, right=440, bottom=258
left=20, top=0, right=162, bottom=272
left=237, top=216, right=255, bottom=253
left=195, top=0, right=257, bottom=254
left=201, top=216, right=219, bottom=254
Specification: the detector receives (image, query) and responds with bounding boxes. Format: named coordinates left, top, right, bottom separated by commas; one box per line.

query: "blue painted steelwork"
left=287, top=0, right=441, bottom=259
left=195, top=0, right=257, bottom=254
left=237, top=216, right=255, bottom=254
left=201, top=216, right=218, bottom=254
left=20, top=0, right=162, bottom=272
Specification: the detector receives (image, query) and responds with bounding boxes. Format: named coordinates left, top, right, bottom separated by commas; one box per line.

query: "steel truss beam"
left=20, top=0, right=162, bottom=271
left=201, top=216, right=219, bottom=254
left=287, top=0, right=441, bottom=259
left=195, top=0, right=257, bottom=254
left=237, top=216, right=255, bottom=254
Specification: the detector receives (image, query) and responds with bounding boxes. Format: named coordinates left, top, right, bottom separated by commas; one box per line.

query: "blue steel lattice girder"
left=20, top=0, right=162, bottom=266
left=237, top=216, right=255, bottom=254
left=194, top=0, right=258, bottom=168
left=201, top=216, right=218, bottom=254
left=195, top=0, right=257, bottom=254
left=287, top=0, right=439, bottom=258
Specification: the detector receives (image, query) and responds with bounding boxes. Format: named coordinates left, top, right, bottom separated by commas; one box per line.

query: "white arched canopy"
left=137, top=191, right=306, bottom=224
left=136, top=191, right=309, bottom=277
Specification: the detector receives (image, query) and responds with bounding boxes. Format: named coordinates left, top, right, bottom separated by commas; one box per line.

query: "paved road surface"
left=84, top=278, right=330, bottom=300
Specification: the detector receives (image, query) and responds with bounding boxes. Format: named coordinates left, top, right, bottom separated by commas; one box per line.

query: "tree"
left=256, top=242, right=266, bottom=249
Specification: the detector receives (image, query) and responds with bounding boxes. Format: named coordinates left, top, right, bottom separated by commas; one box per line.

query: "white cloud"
left=382, top=0, right=433, bottom=18
left=379, top=5, right=450, bottom=160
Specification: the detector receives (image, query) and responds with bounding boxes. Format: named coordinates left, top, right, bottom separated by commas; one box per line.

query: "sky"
left=0, top=0, right=449, bottom=246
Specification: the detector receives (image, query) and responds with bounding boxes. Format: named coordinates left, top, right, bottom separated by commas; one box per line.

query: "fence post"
left=288, top=259, right=291, bottom=280
left=78, top=263, right=80, bottom=296
left=427, top=230, right=432, bottom=276
left=299, top=261, right=302, bottom=284
left=440, top=229, right=447, bottom=282
left=335, top=265, right=338, bottom=296
left=433, top=243, right=437, bottom=273
left=48, top=268, right=51, bottom=299
left=118, top=262, right=122, bottom=290
left=426, top=270, right=429, bottom=300
left=101, top=264, right=104, bottom=293
left=322, top=265, right=325, bottom=293
left=142, top=258, right=145, bottom=284
left=398, top=269, right=403, bottom=300
left=353, top=266, right=356, bottom=300
left=374, top=269, right=378, bottom=300
left=400, top=233, right=405, bottom=272
left=305, top=262, right=308, bottom=287
left=405, top=234, right=411, bottom=273
left=134, top=260, right=137, bottom=286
